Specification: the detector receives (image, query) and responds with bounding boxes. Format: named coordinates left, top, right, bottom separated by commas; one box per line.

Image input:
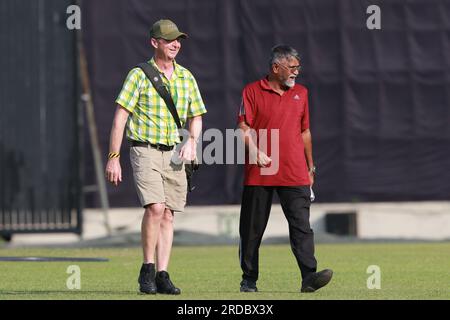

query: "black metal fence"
left=0, top=0, right=83, bottom=238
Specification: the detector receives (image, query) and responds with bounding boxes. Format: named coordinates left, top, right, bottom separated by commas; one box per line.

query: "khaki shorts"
left=130, top=145, right=187, bottom=212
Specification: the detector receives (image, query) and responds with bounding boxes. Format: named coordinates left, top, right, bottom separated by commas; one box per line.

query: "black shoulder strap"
left=136, top=62, right=182, bottom=129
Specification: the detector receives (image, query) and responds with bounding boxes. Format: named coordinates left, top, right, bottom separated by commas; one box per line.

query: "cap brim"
left=162, top=31, right=188, bottom=41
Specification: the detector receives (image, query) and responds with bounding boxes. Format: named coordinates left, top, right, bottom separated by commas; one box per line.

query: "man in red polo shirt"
left=237, top=45, right=333, bottom=293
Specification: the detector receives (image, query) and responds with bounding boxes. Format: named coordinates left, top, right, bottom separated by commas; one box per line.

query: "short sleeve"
left=237, top=86, right=254, bottom=127
left=187, top=75, right=207, bottom=117
left=301, top=89, right=310, bottom=131
left=115, top=68, right=143, bottom=113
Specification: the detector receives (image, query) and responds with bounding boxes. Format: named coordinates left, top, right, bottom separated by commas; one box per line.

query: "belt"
left=130, top=140, right=174, bottom=151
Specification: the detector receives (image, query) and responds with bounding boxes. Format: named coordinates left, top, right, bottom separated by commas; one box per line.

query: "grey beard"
left=284, top=79, right=295, bottom=88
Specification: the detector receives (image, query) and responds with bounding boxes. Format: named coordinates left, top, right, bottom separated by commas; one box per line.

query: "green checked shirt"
left=116, top=58, right=207, bottom=146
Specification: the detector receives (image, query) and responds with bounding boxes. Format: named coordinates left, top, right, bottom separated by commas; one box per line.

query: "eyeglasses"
left=276, top=63, right=302, bottom=73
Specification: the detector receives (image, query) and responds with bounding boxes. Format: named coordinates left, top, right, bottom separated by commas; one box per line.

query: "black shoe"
left=138, top=263, right=157, bottom=294
left=240, top=279, right=258, bottom=292
left=155, top=271, right=181, bottom=295
left=301, top=269, right=333, bottom=293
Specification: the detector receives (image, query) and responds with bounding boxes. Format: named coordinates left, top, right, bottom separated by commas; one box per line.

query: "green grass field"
left=0, top=243, right=449, bottom=300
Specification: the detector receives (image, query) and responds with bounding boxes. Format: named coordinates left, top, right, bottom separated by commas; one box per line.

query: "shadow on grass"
left=0, top=290, right=139, bottom=296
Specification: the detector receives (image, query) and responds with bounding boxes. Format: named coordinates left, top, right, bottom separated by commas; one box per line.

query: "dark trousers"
left=239, top=186, right=317, bottom=282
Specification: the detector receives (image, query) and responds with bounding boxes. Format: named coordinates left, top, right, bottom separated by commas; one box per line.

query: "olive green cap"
left=150, top=19, right=188, bottom=41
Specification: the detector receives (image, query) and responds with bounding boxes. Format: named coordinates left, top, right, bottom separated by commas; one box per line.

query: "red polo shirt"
left=237, top=78, right=311, bottom=186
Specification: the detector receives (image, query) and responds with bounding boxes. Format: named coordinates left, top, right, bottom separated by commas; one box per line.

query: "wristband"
left=108, top=152, right=120, bottom=159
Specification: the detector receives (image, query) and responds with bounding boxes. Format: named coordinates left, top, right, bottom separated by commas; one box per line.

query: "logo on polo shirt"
left=294, top=94, right=300, bottom=100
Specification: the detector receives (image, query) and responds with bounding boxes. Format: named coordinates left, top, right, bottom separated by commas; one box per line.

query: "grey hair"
left=269, top=45, right=300, bottom=68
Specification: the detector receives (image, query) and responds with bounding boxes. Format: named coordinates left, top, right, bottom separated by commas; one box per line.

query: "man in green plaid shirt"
left=116, top=57, right=206, bottom=146
left=105, top=19, right=207, bottom=295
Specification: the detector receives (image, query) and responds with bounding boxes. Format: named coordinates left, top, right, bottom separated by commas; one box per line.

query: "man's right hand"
left=257, top=150, right=272, bottom=168
left=105, top=158, right=122, bottom=186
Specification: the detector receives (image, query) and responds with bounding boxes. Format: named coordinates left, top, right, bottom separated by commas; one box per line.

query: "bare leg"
left=156, top=208, right=174, bottom=271
left=141, top=203, right=165, bottom=264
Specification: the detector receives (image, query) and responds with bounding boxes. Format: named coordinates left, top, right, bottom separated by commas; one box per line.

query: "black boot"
left=301, top=269, right=333, bottom=293
left=240, top=279, right=258, bottom=292
left=155, top=271, right=181, bottom=295
left=138, top=263, right=157, bottom=294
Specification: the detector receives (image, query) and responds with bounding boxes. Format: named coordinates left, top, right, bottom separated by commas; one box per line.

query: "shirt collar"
left=149, top=57, right=184, bottom=80
left=260, top=76, right=294, bottom=95
left=259, top=77, right=273, bottom=91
